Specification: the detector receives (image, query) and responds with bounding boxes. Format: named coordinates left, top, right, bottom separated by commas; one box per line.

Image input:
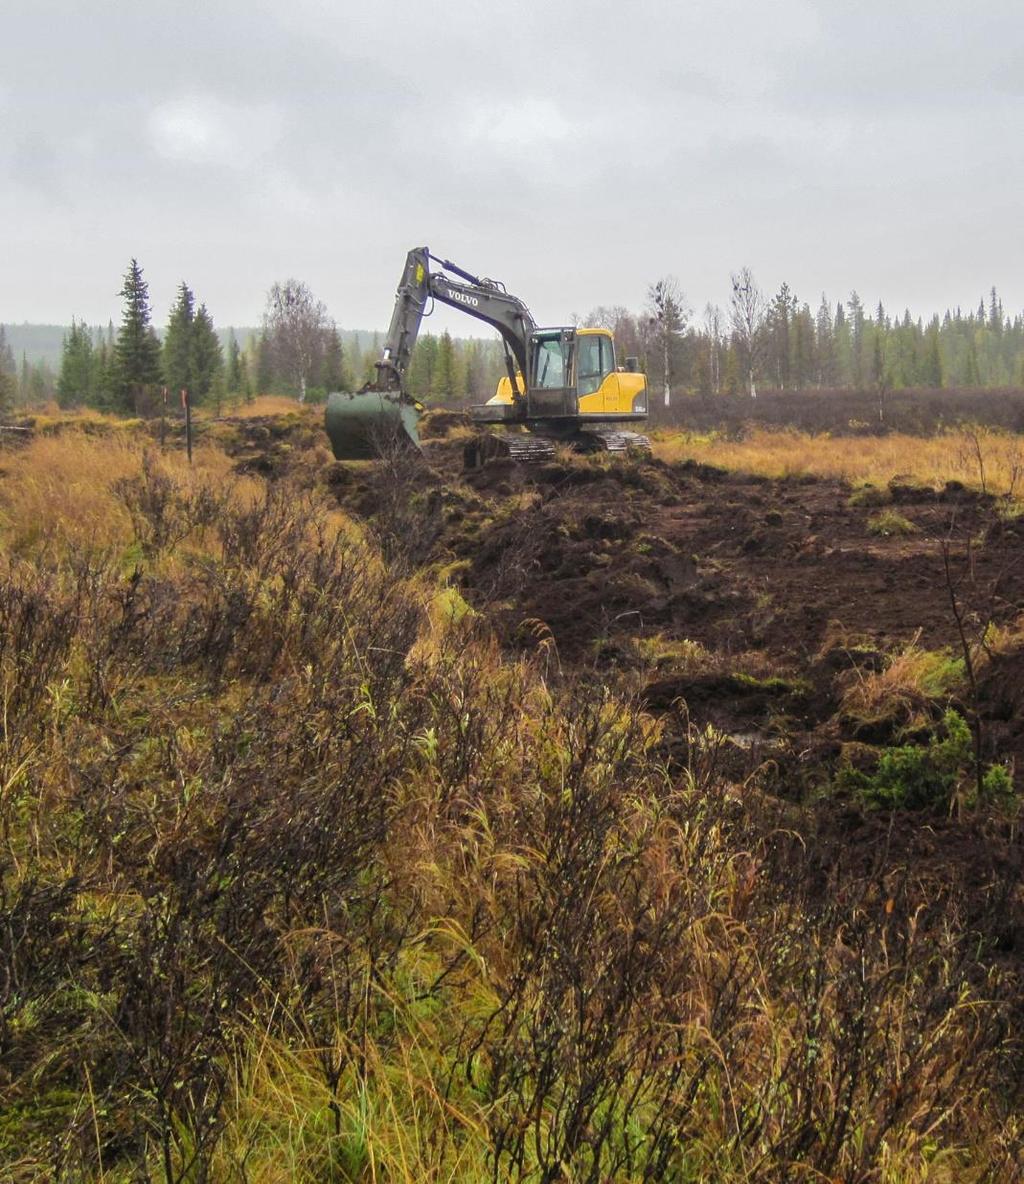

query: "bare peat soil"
left=324, top=427, right=1024, bottom=799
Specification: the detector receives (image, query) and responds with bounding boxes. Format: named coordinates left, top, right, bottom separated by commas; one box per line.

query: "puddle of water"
left=727, top=731, right=783, bottom=750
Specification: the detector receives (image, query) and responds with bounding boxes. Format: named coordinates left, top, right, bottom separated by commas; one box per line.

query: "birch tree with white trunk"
left=730, top=268, right=766, bottom=399
left=263, top=280, right=333, bottom=402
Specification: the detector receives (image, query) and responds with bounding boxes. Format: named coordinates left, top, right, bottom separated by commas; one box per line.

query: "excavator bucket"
left=324, top=390, right=421, bottom=460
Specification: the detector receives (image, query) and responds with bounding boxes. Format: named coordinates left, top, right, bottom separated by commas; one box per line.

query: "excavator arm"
left=326, top=247, right=536, bottom=458
left=372, top=247, right=536, bottom=391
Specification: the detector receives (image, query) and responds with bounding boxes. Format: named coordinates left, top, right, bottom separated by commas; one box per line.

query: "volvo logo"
left=446, top=288, right=479, bottom=307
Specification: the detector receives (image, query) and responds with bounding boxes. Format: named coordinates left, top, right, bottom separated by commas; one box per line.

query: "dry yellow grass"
left=654, top=427, right=1024, bottom=498
left=840, top=641, right=964, bottom=725
left=0, top=432, right=239, bottom=557
left=222, top=394, right=308, bottom=418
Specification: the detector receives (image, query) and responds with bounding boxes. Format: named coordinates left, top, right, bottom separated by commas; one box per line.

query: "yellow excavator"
left=325, top=247, right=649, bottom=465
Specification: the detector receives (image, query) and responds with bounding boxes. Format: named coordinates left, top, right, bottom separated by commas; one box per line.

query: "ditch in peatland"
left=1, top=404, right=1023, bottom=1181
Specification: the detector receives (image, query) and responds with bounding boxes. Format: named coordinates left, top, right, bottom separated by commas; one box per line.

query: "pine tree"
left=364, top=332, right=381, bottom=385
left=163, top=282, right=195, bottom=397
left=463, top=340, right=485, bottom=400
left=768, top=283, right=796, bottom=389
left=433, top=330, right=456, bottom=399
left=256, top=331, right=274, bottom=395
left=28, top=361, right=55, bottom=403
left=833, top=302, right=852, bottom=385
left=239, top=354, right=252, bottom=403
left=347, top=337, right=364, bottom=391
left=815, top=295, right=835, bottom=385
left=451, top=340, right=469, bottom=400
left=226, top=332, right=242, bottom=394
left=57, top=319, right=96, bottom=407
left=988, top=287, right=1003, bottom=333
left=0, top=328, right=15, bottom=413
left=792, top=304, right=816, bottom=388
left=871, top=333, right=886, bottom=391
left=407, top=334, right=438, bottom=399
left=964, top=335, right=981, bottom=386
left=163, top=284, right=222, bottom=404
left=847, top=292, right=865, bottom=389
left=90, top=341, right=119, bottom=411
left=0, top=327, right=14, bottom=380
left=922, top=324, right=943, bottom=387
left=190, top=304, right=222, bottom=402
left=321, top=327, right=345, bottom=391
left=647, top=277, right=688, bottom=406
left=115, top=259, right=162, bottom=412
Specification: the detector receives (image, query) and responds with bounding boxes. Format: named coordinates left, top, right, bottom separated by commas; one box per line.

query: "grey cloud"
left=2, top=0, right=1023, bottom=328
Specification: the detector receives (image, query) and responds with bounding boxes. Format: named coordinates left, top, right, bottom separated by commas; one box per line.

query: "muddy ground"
left=314, top=419, right=1024, bottom=797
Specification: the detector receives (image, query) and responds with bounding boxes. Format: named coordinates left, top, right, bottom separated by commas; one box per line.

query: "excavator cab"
left=478, top=327, right=647, bottom=423
left=526, top=330, right=579, bottom=419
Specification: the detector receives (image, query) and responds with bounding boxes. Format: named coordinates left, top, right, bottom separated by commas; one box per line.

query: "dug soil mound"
left=451, top=453, right=1022, bottom=664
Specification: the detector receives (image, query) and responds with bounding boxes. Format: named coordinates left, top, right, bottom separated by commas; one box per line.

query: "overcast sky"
left=3, top=0, right=1022, bottom=333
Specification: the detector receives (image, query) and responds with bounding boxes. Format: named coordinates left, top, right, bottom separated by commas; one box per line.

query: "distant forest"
left=2, top=259, right=1024, bottom=414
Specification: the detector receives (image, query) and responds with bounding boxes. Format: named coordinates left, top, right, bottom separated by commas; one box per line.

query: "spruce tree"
left=226, top=332, right=241, bottom=394
left=0, top=328, right=15, bottom=413
left=847, top=292, right=865, bottom=389
left=256, top=332, right=274, bottom=395
left=964, top=336, right=981, bottom=386
left=407, top=334, right=438, bottom=399
left=792, top=304, right=816, bottom=388
left=239, top=353, right=252, bottom=403
left=871, top=333, right=886, bottom=390
left=321, top=327, right=345, bottom=391
left=163, top=282, right=195, bottom=397
left=0, top=326, right=15, bottom=381
left=815, top=295, right=835, bottom=385
left=162, top=284, right=222, bottom=404
left=768, top=283, right=796, bottom=389
left=190, top=305, right=222, bottom=402
left=115, top=259, right=162, bottom=412
left=434, top=330, right=456, bottom=399
left=463, top=340, right=484, bottom=400
left=58, top=319, right=96, bottom=407
left=347, top=337, right=363, bottom=391
left=988, top=287, right=1003, bottom=333
left=922, top=325, right=944, bottom=387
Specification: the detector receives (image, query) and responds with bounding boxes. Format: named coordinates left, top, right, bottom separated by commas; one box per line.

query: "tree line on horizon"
left=593, top=274, right=1024, bottom=406
left=42, top=262, right=354, bottom=414
left=3, top=263, right=1024, bottom=415
left=0, top=261, right=358, bottom=415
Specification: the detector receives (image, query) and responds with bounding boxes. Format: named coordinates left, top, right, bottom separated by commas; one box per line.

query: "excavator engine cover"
left=325, top=390, right=421, bottom=460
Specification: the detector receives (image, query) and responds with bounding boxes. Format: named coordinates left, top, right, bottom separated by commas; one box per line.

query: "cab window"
left=533, top=336, right=570, bottom=389
left=577, top=334, right=602, bottom=395
left=600, top=334, right=616, bottom=375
